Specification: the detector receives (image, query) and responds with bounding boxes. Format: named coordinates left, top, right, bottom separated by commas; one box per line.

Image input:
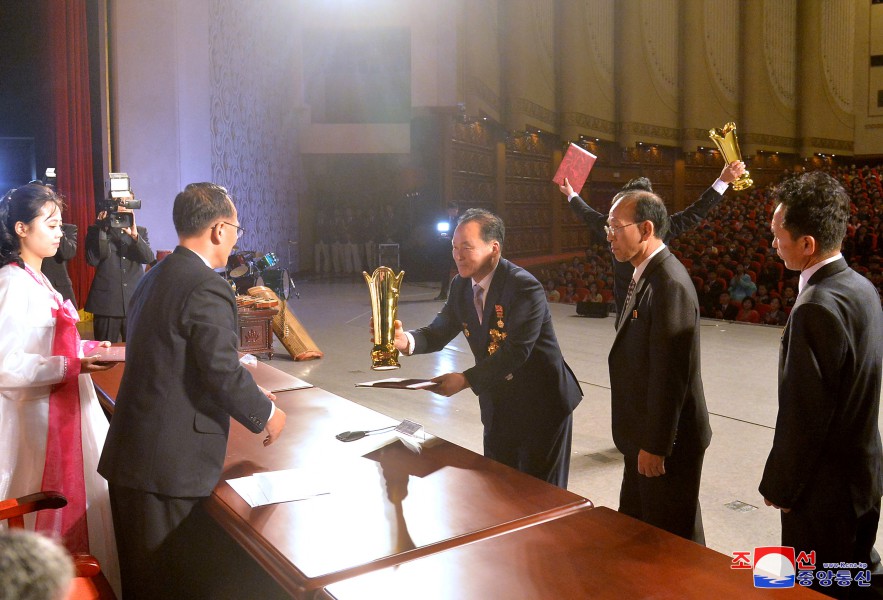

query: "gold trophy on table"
left=709, top=122, right=754, bottom=191
left=364, top=266, right=405, bottom=370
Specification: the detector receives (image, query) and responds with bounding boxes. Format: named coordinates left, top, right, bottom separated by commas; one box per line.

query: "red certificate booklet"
left=89, top=346, right=126, bottom=362
left=552, top=143, right=597, bottom=193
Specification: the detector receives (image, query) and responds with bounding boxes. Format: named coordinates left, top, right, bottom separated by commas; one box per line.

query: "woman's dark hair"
left=0, top=183, right=64, bottom=269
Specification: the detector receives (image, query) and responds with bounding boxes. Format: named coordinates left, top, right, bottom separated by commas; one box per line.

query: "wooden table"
left=320, top=506, right=823, bottom=600
left=91, top=362, right=590, bottom=598
left=208, top=386, right=590, bottom=596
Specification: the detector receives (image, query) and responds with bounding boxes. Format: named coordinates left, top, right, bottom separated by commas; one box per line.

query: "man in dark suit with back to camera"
left=607, top=189, right=712, bottom=543
left=382, top=208, right=582, bottom=488
left=760, top=171, right=883, bottom=598
left=559, top=160, right=745, bottom=315
left=98, top=183, right=287, bottom=599
left=85, top=207, right=154, bottom=342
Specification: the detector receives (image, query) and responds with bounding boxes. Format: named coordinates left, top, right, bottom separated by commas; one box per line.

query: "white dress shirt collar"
left=632, top=243, right=667, bottom=285
left=799, top=253, right=842, bottom=294
left=472, top=263, right=499, bottom=312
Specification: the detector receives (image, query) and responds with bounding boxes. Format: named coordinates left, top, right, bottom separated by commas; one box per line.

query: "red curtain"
left=46, top=0, right=96, bottom=305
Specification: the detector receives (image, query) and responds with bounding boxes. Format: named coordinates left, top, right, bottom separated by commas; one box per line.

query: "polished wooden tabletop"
left=209, top=386, right=590, bottom=595
left=320, top=506, right=824, bottom=600
left=91, top=359, right=591, bottom=597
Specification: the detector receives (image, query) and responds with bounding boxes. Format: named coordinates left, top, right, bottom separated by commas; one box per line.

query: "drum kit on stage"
left=226, top=250, right=296, bottom=300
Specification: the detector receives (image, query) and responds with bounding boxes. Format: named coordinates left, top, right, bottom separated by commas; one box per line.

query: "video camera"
left=100, top=173, right=141, bottom=229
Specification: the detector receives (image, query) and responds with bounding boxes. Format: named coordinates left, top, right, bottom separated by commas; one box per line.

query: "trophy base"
left=731, top=174, right=754, bottom=191
left=371, top=346, right=401, bottom=371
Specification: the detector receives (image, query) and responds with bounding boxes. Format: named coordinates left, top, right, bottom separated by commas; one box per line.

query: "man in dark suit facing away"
left=380, top=208, right=582, bottom=488
left=607, top=189, right=712, bottom=544
left=98, top=183, right=287, bottom=599
left=760, top=171, right=883, bottom=598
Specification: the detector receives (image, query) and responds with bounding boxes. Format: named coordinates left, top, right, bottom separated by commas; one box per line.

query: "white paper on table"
left=227, top=468, right=333, bottom=508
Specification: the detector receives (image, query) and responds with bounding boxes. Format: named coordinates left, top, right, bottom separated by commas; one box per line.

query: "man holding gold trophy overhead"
left=372, top=208, right=583, bottom=488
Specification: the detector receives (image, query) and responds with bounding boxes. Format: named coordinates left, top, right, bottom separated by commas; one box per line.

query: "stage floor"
left=222, top=275, right=883, bottom=559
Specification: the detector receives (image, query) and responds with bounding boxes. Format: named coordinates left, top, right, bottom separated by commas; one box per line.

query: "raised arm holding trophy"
left=709, top=122, right=753, bottom=191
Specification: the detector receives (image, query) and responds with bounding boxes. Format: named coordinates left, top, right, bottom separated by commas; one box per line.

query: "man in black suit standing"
left=607, top=189, right=712, bottom=543
left=99, top=183, right=287, bottom=599
left=85, top=208, right=154, bottom=342
left=760, top=171, right=883, bottom=598
left=385, top=208, right=582, bottom=488
left=559, top=161, right=745, bottom=315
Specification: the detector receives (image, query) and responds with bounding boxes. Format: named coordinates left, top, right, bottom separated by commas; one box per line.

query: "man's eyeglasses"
left=604, top=222, right=641, bottom=238
left=215, top=221, right=245, bottom=239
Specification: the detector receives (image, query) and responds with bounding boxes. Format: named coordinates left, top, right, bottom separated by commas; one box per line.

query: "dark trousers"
left=109, top=484, right=210, bottom=600
left=484, top=414, right=573, bottom=489
left=782, top=497, right=883, bottom=599
left=108, top=484, right=288, bottom=600
left=93, top=315, right=127, bottom=343
left=618, top=444, right=705, bottom=544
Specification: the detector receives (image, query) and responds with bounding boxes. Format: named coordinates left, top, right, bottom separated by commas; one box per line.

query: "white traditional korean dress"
left=0, top=263, right=120, bottom=596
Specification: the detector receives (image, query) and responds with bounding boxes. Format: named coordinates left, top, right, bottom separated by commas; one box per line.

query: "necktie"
left=619, top=278, right=636, bottom=326
left=473, top=283, right=484, bottom=324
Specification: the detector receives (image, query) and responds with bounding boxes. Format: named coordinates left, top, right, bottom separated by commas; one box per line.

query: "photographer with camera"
left=85, top=183, right=154, bottom=342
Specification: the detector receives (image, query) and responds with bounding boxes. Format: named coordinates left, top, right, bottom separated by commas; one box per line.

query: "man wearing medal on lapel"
left=381, top=208, right=582, bottom=488
left=607, top=190, right=712, bottom=544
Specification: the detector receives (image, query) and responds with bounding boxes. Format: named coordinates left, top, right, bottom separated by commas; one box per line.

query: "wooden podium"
left=236, top=307, right=277, bottom=359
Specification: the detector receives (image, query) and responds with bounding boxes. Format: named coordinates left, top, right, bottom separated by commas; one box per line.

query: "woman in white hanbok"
left=0, top=183, right=120, bottom=597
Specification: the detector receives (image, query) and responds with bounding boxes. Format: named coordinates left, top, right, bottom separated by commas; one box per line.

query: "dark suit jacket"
left=608, top=247, right=712, bottom=457
left=411, top=258, right=582, bottom=431
left=41, top=223, right=77, bottom=307
left=98, top=246, right=273, bottom=498
left=570, top=186, right=724, bottom=313
left=84, top=224, right=154, bottom=317
left=759, top=259, right=883, bottom=514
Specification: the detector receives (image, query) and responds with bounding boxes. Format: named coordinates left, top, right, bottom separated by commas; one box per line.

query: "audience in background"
left=538, top=162, right=883, bottom=322
left=763, top=297, right=788, bottom=326
left=735, top=297, right=760, bottom=324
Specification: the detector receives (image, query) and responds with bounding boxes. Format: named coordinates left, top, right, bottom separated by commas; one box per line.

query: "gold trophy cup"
left=364, top=266, right=406, bottom=370
left=708, top=122, right=753, bottom=191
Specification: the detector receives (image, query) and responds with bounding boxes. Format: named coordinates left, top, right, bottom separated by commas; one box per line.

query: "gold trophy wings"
left=364, top=266, right=405, bottom=370
left=708, top=122, right=754, bottom=191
